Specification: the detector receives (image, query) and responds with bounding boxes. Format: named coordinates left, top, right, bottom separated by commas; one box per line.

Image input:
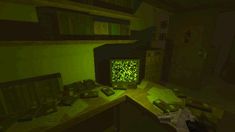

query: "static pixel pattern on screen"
left=111, top=59, right=139, bottom=83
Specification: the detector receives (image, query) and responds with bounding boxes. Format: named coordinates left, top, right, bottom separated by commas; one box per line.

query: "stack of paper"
left=147, top=87, right=182, bottom=104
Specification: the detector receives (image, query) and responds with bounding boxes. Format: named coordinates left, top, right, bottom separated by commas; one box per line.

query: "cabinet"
left=67, top=107, right=116, bottom=132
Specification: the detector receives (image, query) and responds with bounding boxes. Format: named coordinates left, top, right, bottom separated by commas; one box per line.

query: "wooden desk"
left=48, top=87, right=167, bottom=132
left=6, top=85, right=223, bottom=132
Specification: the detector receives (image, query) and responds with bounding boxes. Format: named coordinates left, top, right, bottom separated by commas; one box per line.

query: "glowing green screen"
left=111, top=59, right=140, bottom=83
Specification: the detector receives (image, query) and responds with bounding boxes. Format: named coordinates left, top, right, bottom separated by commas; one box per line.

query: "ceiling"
left=143, top=0, right=235, bottom=12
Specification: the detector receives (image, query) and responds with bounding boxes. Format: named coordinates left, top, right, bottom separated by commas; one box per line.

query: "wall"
left=131, top=2, right=170, bottom=43
left=0, top=44, right=102, bottom=84
left=130, top=2, right=156, bottom=31
left=0, top=2, right=157, bottom=84
left=0, top=2, right=38, bottom=22
left=0, top=2, right=104, bottom=84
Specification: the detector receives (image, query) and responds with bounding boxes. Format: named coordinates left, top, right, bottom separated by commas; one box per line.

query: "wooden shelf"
left=3, top=0, right=138, bottom=20
left=0, top=40, right=137, bottom=46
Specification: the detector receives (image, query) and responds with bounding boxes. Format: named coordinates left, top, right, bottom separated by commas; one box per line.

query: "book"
left=109, top=23, right=120, bottom=36
left=94, top=21, right=109, bottom=35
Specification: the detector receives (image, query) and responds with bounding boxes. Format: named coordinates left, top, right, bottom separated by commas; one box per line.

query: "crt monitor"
left=110, top=58, right=140, bottom=88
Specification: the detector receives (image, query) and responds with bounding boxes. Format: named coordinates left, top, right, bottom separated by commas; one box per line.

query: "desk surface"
left=6, top=83, right=224, bottom=132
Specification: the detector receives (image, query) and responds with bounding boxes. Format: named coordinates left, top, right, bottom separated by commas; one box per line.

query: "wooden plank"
left=0, top=0, right=137, bottom=20
left=0, top=40, right=137, bottom=46
left=47, top=95, right=126, bottom=132
left=143, top=0, right=178, bottom=12
left=0, top=20, right=43, bottom=41
left=0, top=73, right=61, bottom=86
left=5, top=84, right=224, bottom=132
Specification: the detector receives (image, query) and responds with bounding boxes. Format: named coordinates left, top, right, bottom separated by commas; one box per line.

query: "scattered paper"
left=137, top=80, right=149, bottom=89
left=100, top=90, right=125, bottom=101
left=147, top=87, right=182, bottom=104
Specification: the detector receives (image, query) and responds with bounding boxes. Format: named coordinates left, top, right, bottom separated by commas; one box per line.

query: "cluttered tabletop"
left=5, top=80, right=224, bottom=132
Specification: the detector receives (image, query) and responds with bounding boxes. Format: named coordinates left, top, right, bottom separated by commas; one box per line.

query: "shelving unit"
left=36, top=7, right=131, bottom=38
left=3, top=0, right=138, bottom=20
left=0, top=0, right=138, bottom=45
left=0, top=40, right=137, bottom=46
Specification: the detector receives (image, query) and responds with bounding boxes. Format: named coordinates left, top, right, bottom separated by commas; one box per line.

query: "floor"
left=166, top=76, right=235, bottom=114
left=164, top=76, right=235, bottom=131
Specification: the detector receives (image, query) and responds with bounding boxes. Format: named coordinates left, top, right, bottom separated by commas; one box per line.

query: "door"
left=221, top=36, right=235, bottom=83
left=169, top=26, right=206, bottom=88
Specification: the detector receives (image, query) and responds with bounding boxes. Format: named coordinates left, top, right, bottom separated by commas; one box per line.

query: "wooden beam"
left=0, top=40, right=137, bottom=46
left=177, top=2, right=235, bottom=13
left=142, top=0, right=177, bottom=12
left=143, top=0, right=185, bottom=12
left=143, top=0, right=235, bottom=12
left=0, top=0, right=138, bottom=20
